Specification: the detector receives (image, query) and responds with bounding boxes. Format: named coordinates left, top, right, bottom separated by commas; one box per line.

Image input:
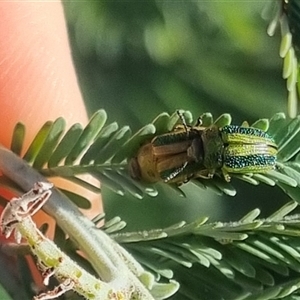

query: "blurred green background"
left=62, top=1, right=289, bottom=231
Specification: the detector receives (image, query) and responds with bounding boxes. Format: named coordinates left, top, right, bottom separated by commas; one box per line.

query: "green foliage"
left=1, top=108, right=300, bottom=299
left=113, top=201, right=300, bottom=300
left=267, top=0, right=300, bottom=117
left=0, top=284, right=12, bottom=300
left=3, top=1, right=300, bottom=299
left=7, top=110, right=300, bottom=203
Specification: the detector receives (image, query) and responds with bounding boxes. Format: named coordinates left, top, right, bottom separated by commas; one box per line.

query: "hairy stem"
left=0, top=145, right=155, bottom=299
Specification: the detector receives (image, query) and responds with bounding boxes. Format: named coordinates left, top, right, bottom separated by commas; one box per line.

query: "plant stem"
left=0, top=145, right=155, bottom=299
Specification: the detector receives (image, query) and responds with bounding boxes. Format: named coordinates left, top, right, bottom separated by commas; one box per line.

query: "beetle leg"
left=164, top=161, right=188, bottom=182
left=221, top=168, right=231, bottom=182
left=195, top=116, right=203, bottom=127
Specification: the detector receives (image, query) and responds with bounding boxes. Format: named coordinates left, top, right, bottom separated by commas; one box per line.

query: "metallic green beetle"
left=187, top=124, right=278, bottom=182
left=129, top=114, right=278, bottom=184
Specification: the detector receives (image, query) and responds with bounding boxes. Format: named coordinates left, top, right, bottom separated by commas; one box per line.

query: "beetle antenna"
left=176, top=110, right=189, bottom=137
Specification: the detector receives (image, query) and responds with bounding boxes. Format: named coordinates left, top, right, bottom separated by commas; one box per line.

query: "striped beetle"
left=129, top=112, right=277, bottom=183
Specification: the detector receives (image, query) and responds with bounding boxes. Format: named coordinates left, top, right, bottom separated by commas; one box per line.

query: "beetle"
left=129, top=112, right=278, bottom=184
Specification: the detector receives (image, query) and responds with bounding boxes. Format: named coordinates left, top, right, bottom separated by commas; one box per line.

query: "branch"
left=0, top=145, right=178, bottom=299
